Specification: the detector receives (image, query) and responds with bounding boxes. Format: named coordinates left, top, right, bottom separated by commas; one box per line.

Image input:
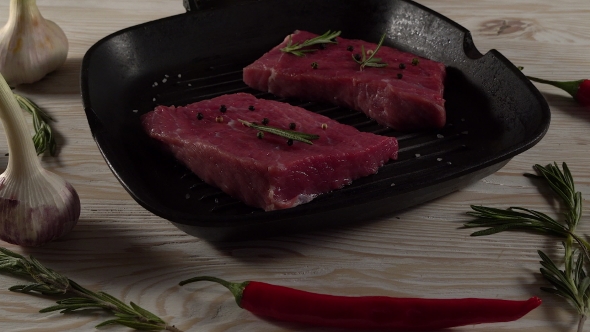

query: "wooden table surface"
left=0, top=0, right=589, bottom=331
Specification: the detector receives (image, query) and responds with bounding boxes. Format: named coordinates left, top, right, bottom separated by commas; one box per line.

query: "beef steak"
left=141, top=93, right=398, bottom=211
left=243, top=30, right=446, bottom=131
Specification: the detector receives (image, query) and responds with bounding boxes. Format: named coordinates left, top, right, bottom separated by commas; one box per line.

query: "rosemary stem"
left=166, top=325, right=183, bottom=332
left=69, top=285, right=118, bottom=311
left=578, top=314, right=586, bottom=332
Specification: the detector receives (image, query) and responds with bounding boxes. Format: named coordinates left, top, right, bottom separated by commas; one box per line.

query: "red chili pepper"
left=527, top=76, right=590, bottom=107
left=576, top=79, right=590, bottom=107
left=179, top=276, right=541, bottom=330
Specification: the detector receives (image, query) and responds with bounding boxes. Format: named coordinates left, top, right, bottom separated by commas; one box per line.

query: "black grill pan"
left=80, top=0, right=550, bottom=241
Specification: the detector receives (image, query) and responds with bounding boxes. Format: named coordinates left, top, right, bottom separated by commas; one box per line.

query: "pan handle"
left=183, top=0, right=240, bottom=11
left=183, top=0, right=198, bottom=11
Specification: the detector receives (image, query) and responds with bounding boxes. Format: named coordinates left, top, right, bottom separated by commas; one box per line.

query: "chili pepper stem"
left=526, top=76, right=583, bottom=99
left=179, top=276, right=249, bottom=308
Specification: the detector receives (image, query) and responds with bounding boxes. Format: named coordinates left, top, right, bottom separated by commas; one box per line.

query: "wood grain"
left=0, top=0, right=589, bottom=331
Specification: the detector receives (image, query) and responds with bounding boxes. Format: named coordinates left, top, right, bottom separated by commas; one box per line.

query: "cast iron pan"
left=80, top=0, right=550, bottom=241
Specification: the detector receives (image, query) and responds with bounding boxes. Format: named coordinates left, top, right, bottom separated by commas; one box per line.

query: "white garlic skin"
left=0, top=168, right=80, bottom=247
left=0, top=0, right=68, bottom=86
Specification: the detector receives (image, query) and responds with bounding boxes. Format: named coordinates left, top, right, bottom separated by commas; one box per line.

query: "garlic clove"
left=0, top=72, right=79, bottom=246
left=0, top=0, right=69, bottom=86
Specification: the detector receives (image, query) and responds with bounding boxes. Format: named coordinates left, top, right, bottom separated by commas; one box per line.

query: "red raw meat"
left=141, top=93, right=398, bottom=211
left=243, top=30, right=446, bottom=131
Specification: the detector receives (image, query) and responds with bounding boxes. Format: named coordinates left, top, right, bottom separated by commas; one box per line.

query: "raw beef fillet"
left=141, top=93, right=398, bottom=211
left=243, top=30, right=446, bottom=131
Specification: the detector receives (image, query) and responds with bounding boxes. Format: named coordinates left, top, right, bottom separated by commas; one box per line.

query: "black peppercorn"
left=397, top=73, right=403, bottom=79
left=197, top=112, right=204, bottom=120
left=262, top=118, right=269, bottom=125
left=399, top=63, right=406, bottom=69
left=287, top=139, right=294, bottom=146
left=311, top=62, right=318, bottom=69
left=219, top=105, right=227, bottom=113
left=347, top=45, right=354, bottom=51
left=319, top=43, right=326, bottom=50
left=289, top=122, right=296, bottom=130
left=248, top=105, right=255, bottom=111
left=257, top=131, right=264, bottom=139
left=354, top=53, right=362, bottom=61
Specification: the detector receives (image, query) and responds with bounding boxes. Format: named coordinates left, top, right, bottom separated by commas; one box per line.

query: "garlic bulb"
left=0, top=0, right=68, bottom=86
left=0, top=73, right=79, bottom=246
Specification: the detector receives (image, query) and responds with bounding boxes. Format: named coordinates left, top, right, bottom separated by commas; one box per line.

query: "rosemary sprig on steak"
left=353, top=33, right=388, bottom=70
left=280, top=30, right=341, bottom=57
left=238, top=119, right=319, bottom=145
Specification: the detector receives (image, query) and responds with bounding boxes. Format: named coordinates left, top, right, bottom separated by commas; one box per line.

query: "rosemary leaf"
left=353, top=33, right=388, bottom=70
left=578, top=276, right=590, bottom=296
left=40, top=302, right=108, bottom=314
left=95, top=319, right=122, bottom=328
left=0, top=247, right=25, bottom=259
left=539, top=268, right=582, bottom=309
left=239, top=119, right=319, bottom=145
left=468, top=223, right=553, bottom=237
left=112, top=320, right=167, bottom=331
left=10, top=283, right=61, bottom=295
left=465, top=205, right=569, bottom=237
left=280, top=30, right=341, bottom=56
left=130, top=301, right=167, bottom=324
left=98, top=291, right=137, bottom=313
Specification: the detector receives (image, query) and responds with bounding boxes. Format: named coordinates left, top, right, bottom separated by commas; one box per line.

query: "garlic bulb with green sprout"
left=0, top=73, right=79, bottom=246
left=0, top=0, right=68, bottom=86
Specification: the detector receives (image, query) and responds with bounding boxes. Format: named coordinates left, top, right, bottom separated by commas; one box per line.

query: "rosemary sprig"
left=538, top=246, right=590, bottom=331
left=464, top=162, right=590, bottom=331
left=280, top=30, right=341, bottom=57
left=13, top=93, right=57, bottom=156
left=465, top=163, right=589, bottom=254
left=239, top=119, right=319, bottom=145
left=352, top=33, right=388, bottom=70
left=0, top=247, right=183, bottom=332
